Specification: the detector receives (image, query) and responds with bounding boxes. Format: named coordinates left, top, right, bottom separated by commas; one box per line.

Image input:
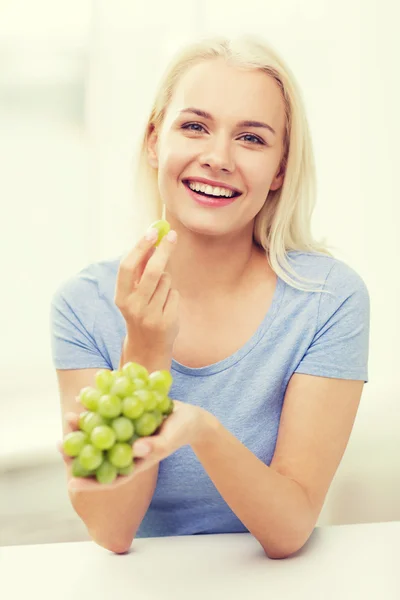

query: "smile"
left=182, top=181, right=239, bottom=207
left=182, top=179, right=242, bottom=199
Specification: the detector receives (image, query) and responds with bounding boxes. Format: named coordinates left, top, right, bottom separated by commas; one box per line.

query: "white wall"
left=1, top=0, right=399, bottom=540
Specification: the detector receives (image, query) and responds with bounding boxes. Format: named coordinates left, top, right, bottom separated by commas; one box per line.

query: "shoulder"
left=285, top=250, right=369, bottom=298
left=51, top=254, right=122, bottom=306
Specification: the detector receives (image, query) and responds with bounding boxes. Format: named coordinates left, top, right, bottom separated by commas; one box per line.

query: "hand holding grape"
left=114, top=220, right=180, bottom=357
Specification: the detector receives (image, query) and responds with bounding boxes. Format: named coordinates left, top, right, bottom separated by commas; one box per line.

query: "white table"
left=1, top=521, right=399, bottom=599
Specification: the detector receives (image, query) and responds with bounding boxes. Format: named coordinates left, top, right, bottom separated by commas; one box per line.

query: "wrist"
left=190, top=408, right=219, bottom=450
left=120, top=336, right=172, bottom=373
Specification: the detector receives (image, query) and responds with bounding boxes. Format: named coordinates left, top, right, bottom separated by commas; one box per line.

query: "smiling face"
left=147, top=58, right=287, bottom=238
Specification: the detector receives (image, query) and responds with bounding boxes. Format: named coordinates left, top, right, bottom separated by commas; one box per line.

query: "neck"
left=165, top=215, right=261, bottom=302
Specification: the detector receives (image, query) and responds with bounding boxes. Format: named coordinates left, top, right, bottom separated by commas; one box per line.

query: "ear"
left=269, top=164, right=285, bottom=191
left=147, top=124, right=159, bottom=169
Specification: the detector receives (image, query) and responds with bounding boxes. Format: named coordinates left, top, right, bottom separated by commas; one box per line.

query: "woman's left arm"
left=132, top=374, right=364, bottom=559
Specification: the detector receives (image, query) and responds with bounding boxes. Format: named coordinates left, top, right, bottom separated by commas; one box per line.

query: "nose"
left=199, top=137, right=235, bottom=173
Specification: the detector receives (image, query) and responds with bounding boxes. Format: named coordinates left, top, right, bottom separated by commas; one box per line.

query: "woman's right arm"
left=56, top=226, right=179, bottom=553
left=57, top=347, right=169, bottom=554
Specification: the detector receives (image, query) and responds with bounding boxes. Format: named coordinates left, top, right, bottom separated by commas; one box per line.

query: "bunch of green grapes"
left=62, top=362, right=174, bottom=484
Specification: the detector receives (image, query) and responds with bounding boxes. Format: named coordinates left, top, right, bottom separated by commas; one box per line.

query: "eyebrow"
left=179, top=107, right=276, bottom=136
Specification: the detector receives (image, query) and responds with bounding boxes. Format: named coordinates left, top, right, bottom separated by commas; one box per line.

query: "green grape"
left=78, top=410, right=90, bottom=431
left=110, top=375, right=134, bottom=398
left=152, top=409, right=163, bottom=429
left=118, top=463, right=135, bottom=476
left=71, top=457, right=92, bottom=478
left=164, top=397, right=174, bottom=415
left=96, top=460, right=117, bottom=484
left=111, top=416, right=134, bottom=442
left=95, top=369, right=114, bottom=393
left=148, top=370, right=173, bottom=395
left=107, top=443, right=133, bottom=469
left=79, top=411, right=107, bottom=435
left=156, top=395, right=171, bottom=414
left=97, top=394, right=122, bottom=419
left=133, top=389, right=157, bottom=411
left=122, top=395, right=145, bottom=420
left=63, top=431, right=89, bottom=457
left=149, top=219, right=171, bottom=247
left=134, top=412, right=158, bottom=437
left=90, top=425, right=116, bottom=450
left=131, top=377, right=147, bottom=391
left=78, top=444, right=104, bottom=471
left=122, top=362, right=149, bottom=383
left=79, top=386, right=102, bottom=411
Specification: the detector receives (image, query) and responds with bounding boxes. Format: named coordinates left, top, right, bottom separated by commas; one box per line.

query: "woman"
left=51, top=34, right=370, bottom=558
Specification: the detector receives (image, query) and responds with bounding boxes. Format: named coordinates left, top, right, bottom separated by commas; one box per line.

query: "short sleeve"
left=50, top=275, right=111, bottom=370
left=294, top=261, right=370, bottom=382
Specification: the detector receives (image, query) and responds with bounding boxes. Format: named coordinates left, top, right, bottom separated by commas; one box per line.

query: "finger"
left=148, top=272, right=172, bottom=313
left=115, top=227, right=159, bottom=301
left=136, top=231, right=177, bottom=304
left=64, top=411, right=80, bottom=431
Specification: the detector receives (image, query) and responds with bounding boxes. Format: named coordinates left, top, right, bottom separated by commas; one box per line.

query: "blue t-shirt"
left=50, top=250, right=370, bottom=538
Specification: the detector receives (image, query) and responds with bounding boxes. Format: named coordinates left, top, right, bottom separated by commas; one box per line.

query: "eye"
left=181, top=122, right=206, bottom=133
left=181, top=123, right=266, bottom=146
left=239, top=134, right=265, bottom=145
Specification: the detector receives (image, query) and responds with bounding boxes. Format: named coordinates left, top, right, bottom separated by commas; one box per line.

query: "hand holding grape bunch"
left=60, top=362, right=174, bottom=486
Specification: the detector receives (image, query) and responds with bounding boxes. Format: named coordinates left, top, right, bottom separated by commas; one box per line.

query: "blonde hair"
left=135, top=34, right=336, bottom=294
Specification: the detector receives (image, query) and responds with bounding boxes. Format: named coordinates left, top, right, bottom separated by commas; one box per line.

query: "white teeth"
left=187, top=181, right=235, bottom=198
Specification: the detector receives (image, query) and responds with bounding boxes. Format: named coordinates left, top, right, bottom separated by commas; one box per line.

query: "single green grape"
left=122, top=395, right=145, bottom=419
left=110, top=375, right=134, bottom=398
left=95, top=369, right=114, bottom=393
left=152, top=409, right=163, bottom=429
left=107, top=443, right=133, bottom=469
left=131, top=377, right=147, bottom=391
left=164, top=397, right=174, bottom=415
left=133, top=389, right=157, bottom=411
left=156, top=395, right=171, bottom=414
left=90, top=425, right=116, bottom=450
left=97, top=394, right=122, bottom=419
left=63, top=431, right=89, bottom=457
left=148, top=370, right=173, bottom=395
left=78, top=444, right=104, bottom=471
left=134, top=412, right=158, bottom=437
left=118, top=463, right=135, bottom=476
left=111, top=416, right=134, bottom=442
left=96, top=460, right=117, bottom=484
left=78, top=410, right=90, bottom=431
left=149, top=219, right=171, bottom=247
left=122, top=362, right=149, bottom=383
left=79, top=411, right=107, bottom=435
left=79, top=386, right=102, bottom=411
left=71, top=457, right=92, bottom=478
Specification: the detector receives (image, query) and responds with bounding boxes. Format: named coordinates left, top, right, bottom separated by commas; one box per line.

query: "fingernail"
left=145, top=227, right=158, bottom=242
left=133, top=442, right=151, bottom=457
left=166, top=230, right=177, bottom=243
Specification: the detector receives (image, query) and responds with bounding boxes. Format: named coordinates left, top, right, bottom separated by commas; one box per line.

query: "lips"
left=182, top=181, right=237, bottom=207
left=182, top=178, right=242, bottom=197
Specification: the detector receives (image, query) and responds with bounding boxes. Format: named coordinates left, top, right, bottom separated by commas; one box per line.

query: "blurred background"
left=1, top=0, right=399, bottom=546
